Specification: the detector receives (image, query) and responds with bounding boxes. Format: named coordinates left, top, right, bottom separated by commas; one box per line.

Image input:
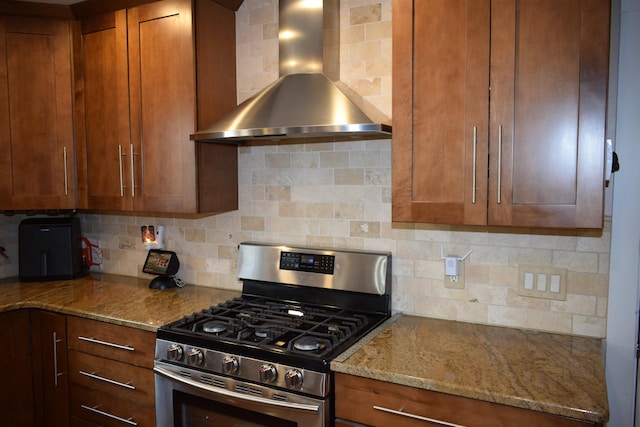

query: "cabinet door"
left=0, top=17, right=76, bottom=211
left=489, top=0, right=610, bottom=228
left=392, top=0, right=490, bottom=225
left=128, top=0, right=198, bottom=213
left=31, top=311, right=69, bottom=427
left=0, top=310, right=34, bottom=426
left=80, top=11, right=133, bottom=211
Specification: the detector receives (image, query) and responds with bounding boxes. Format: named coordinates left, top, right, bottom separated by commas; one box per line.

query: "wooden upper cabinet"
left=77, top=0, right=238, bottom=215
left=0, top=16, right=76, bottom=211
left=79, top=10, right=131, bottom=211
left=489, top=0, right=610, bottom=228
left=393, top=0, right=490, bottom=226
left=392, top=0, right=610, bottom=229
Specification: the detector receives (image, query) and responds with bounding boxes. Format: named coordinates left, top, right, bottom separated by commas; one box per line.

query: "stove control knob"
left=222, top=355, right=239, bottom=374
left=167, top=344, right=184, bottom=361
left=284, top=369, right=303, bottom=389
left=259, top=364, right=278, bottom=383
left=187, top=348, right=205, bottom=366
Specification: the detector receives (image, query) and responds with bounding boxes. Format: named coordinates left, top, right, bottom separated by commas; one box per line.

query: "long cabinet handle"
left=472, top=126, right=477, bottom=204
left=53, top=332, right=64, bottom=387
left=80, top=405, right=138, bottom=426
left=63, top=147, right=68, bottom=196
left=497, top=125, right=503, bottom=204
left=373, top=405, right=466, bottom=427
left=130, top=144, right=136, bottom=197
left=118, top=145, right=125, bottom=197
left=79, top=370, right=136, bottom=390
left=78, top=335, right=135, bottom=352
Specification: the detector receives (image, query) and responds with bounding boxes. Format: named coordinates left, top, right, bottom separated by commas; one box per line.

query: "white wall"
left=605, top=0, right=640, bottom=425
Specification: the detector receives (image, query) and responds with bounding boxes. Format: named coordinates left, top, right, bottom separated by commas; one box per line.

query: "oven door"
left=154, top=361, right=328, bottom=427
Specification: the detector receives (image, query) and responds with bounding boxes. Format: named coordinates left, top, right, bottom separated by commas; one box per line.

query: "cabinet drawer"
left=335, top=373, right=597, bottom=427
left=67, top=316, right=155, bottom=367
left=70, top=384, right=155, bottom=427
left=69, top=350, right=155, bottom=406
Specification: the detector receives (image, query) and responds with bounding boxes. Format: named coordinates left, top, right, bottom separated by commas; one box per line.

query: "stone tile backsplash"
left=0, top=0, right=611, bottom=338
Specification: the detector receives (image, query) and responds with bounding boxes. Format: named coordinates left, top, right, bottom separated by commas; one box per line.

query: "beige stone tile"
left=395, top=240, right=432, bottom=260
left=365, top=20, right=392, bottom=40
left=265, top=186, right=291, bottom=201
left=335, top=168, right=364, bottom=185
left=240, top=216, right=264, bottom=232
left=468, top=283, right=509, bottom=306
left=185, top=228, right=206, bottom=243
left=303, top=169, right=334, bottom=185
left=306, top=202, right=334, bottom=218
left=363, top=202, right=390, bottom=222
left=349, top=3, right=382, bottom=25
left=505, top=288, right=551, bottom=310
left=335, top=203, right=364, bottom=220
left=577, top=230, right=611, bottom=253
left=508, top=248, right=553, bottom=266
left=349, top=221, right=381, bottom=238
left=465, top=264, right=491, bottom=284
left=414, top=259, right=443, bottom=280
left=278, top=202, right=306, bottom=218
left=450, top=300, right=488, bottom=324
left=596, top=296, right=608, bottom=318
left=265, top=152, right=290, bottom=169
left=550, top=294, right=597, bottom=316
left=487, top=305, right=528, bottom=328
left=291, top=152, right=319, bottom=168
left=572, top=315, right=606, bottom=338
left=320, top=151, right=349, bottom=168
left=553, top=251, right=599, bottom=273
left=526, top=309, right=572, bottom=334
left=349, top=40, right=382, bottom=62
left=566, top=272, right=608, bottom=297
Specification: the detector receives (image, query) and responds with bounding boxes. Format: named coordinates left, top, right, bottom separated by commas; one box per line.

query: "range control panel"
left=279, top=251, right=335, bottom=275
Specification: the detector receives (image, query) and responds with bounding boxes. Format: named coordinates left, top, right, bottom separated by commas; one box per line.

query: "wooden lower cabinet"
left=334, top=373, right=601, bottom=427
left=67, top=316, right=157, bottom=426
left=0, top=310, right=34, bottom=426
left=31, top=311, right=69, bottom=427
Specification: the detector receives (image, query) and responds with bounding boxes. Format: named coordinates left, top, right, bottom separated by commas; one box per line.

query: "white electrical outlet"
left=518, top=265, right=567, bottom=300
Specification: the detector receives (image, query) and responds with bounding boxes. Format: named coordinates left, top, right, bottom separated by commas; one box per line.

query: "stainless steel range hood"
left=191, top=0, right=391, bottom=143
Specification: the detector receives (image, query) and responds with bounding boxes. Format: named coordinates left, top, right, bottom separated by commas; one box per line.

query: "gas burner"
left=293, top=336, right=321, bottom=351
left=202, top=320, right=228, bottom=334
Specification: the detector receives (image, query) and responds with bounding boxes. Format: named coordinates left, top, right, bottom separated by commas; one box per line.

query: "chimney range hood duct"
left=191, top=0, right=391, bottom=143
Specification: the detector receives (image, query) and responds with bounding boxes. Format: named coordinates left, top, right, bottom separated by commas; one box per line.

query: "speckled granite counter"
left=0, top=273, right=240, bottom=331
left=332, top=315, right=608, bottom=424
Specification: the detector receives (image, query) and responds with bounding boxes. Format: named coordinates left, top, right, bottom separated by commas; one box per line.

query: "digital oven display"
left=279, top=251, right=335, bottom=275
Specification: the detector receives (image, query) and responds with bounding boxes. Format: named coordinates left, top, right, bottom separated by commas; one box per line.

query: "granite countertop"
left=332, top=315, right=609, bottom=424
left=0, top=273, right=240, bottom=331
left=1, top=274, right=608, bottom=423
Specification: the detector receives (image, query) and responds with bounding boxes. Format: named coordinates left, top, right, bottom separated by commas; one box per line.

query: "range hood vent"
left=191, top=0, right=391, bottom=143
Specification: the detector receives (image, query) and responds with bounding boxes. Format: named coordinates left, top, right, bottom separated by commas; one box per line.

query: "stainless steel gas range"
left=154, top=242, right=392, bottom=427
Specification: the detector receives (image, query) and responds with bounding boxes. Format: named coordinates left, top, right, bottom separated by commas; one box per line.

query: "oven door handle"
left=154, top=365, right=320, bottom=413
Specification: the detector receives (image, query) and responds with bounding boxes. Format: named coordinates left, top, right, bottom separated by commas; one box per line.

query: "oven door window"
left=175, top=391, right=297, bottom=427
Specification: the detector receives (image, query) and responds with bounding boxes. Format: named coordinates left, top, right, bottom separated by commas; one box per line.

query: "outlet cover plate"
left=518, top=265, right=567, bottom=300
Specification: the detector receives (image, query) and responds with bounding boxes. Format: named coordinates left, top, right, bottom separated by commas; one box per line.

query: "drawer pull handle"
left=78, top=336, right=135, bottom=352
left=373, top=405, right=466, bottom=427
left=80, top=404, right=137, bottom=426
left=79, top=370, right=136, bottom=390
